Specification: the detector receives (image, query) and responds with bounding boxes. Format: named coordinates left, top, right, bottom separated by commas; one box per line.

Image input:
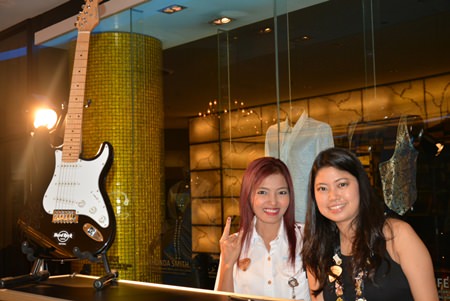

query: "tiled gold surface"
left=71, top=32, right=163, bottom=283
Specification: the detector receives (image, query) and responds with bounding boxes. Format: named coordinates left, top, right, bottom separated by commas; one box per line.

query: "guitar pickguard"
left=43, top=143, right=112, bottom=229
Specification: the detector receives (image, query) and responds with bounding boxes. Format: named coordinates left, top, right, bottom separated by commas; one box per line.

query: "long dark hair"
left=301, top=147, right=387, bottom=296
left=239, top=157, right=297, bottom=266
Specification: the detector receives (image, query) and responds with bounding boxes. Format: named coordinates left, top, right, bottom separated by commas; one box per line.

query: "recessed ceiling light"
left=300, top=35, right=311, bottom=40
left=259, top=27, right=272, bottom=34
left=211, top=17, right=233, bottom=25
left=159, top=4, right=186, bottom=14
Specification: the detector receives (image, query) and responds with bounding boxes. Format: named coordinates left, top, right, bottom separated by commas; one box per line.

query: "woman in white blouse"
left=215, top=157, right=311, bottom=301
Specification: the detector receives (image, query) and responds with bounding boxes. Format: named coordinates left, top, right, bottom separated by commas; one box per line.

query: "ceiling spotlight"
left=211, top=17, right=233, bottom=25
left=159, top=4, right=186, bottom=14
left=301, top=35, right=311, bottom=41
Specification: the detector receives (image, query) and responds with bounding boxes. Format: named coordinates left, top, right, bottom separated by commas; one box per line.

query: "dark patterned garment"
left=379, top=115, right=419, bottom=215
left=323, top=252, right=413, bottom=301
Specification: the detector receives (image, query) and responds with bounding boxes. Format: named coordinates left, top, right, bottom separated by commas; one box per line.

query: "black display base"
left=0, top=241, right=118, bottom=290
left=0, top=274, right=278, bottom=301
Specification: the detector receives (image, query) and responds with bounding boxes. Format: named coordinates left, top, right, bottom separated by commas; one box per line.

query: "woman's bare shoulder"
left=384, top=217, right=420, bottom=261
left=384, top=217, right=414, bottom=235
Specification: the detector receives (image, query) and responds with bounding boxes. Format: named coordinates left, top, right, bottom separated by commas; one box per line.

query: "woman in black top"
left=301, top=147, right=438, bottom=301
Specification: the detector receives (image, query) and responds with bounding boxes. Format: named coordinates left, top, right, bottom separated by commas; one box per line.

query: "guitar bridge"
left=52, top=210, right=79, bottom=224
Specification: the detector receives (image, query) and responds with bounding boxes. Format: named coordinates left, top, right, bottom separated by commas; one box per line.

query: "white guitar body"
left=43, top=143, right=111, bottom=229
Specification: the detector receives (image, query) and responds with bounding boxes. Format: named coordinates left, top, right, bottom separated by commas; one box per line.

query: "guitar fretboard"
left=63, top=32, right=91, bottom=163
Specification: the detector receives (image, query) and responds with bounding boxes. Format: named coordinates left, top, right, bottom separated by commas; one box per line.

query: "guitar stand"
left=0, top=258, right=49, bottom=289
left=73, top=246, right=118, bottom=289
left=73, top=247, right=118, bottom=290
left=0, top=241, right=117, bottom=290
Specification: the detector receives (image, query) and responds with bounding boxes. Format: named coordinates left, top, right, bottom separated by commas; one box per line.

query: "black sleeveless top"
left=323, top=252, right=413, bottom=301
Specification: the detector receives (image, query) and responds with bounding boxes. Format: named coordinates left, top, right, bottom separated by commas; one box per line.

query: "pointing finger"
left=220, top=216, right=232, bottom=241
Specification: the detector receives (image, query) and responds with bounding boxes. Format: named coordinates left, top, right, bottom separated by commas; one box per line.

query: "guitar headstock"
left=75, top=0, right=100, bottom=32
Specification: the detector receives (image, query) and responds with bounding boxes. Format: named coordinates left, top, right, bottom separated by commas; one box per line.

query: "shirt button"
left=267, top=256, right=271, bottom=261
left=268, top=280, right=272, bottom=285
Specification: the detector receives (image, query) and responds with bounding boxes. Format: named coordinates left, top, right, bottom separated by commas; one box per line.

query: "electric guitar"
left=19, top=0, right=116, bottom=260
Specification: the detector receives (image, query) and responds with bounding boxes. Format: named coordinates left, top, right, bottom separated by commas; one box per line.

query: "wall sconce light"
left=29, top=95, right=64, bottom=135
left=419, top=130, right=445, bottom=157
left=435, top=142, right=444, bottom=156
left=33, top=108, right=58, bottom=130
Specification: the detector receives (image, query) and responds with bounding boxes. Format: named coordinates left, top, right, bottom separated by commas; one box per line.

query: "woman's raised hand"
left=219, top=216, right=242, bottom=266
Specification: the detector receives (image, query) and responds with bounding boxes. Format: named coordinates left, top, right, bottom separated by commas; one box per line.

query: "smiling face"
left=251, top=173, right=290, bottom=232
left=314, top=166, right=360, bottom=230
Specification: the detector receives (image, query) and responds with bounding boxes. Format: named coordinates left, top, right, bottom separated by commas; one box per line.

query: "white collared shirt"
left=215, top=219, right=311, bottom=301
left=265, top=112, right=334, bottom=223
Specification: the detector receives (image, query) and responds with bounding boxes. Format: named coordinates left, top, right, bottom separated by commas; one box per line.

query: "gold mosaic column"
left=74, top=32, right=164, bottom=283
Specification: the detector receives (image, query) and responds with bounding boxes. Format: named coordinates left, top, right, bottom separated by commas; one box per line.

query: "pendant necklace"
left=329, top=249, right=367, bottom=301
left=288, top=276, right=299, bottom=299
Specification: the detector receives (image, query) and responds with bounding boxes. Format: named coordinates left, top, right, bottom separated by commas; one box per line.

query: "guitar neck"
left=63, top=31, right=91, bottom=163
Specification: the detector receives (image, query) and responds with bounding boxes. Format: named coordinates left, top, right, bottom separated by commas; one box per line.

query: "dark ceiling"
left=162, top=0, right=450, bottom=128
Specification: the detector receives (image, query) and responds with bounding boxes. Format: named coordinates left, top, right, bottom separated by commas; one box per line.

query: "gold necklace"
left=329, top=251, right=367, bottom=301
